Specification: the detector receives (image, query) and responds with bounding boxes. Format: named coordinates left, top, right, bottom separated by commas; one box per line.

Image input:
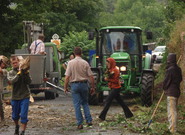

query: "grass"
left=97, top=92, right=185, bottom=135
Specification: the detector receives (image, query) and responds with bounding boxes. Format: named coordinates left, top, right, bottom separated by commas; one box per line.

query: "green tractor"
left=88, top=26, right=154, bottom=107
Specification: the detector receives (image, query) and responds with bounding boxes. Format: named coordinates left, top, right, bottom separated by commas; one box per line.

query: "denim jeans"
left=71, top=82, right=92, bottom=125
left=11, top=98, right=30, bottom=123
left=99, top=88, right=133, bottom=120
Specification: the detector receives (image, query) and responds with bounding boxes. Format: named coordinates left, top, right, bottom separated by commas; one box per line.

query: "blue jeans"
left=11, top=98, right=29, bottom=124
left=71, top=82, right=92, bottom=125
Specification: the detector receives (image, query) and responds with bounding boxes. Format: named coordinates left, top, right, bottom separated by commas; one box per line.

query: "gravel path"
left=0, top=93, right=140, bottom=135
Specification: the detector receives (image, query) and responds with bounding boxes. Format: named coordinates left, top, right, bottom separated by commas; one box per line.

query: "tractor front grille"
left=116, top=62, right=129, bottom=74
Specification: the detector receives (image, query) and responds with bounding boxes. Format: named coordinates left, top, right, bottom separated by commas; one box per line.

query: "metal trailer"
left=12, top=21, right=65, bottom=99
left=14, top=44, right=64, bottom=99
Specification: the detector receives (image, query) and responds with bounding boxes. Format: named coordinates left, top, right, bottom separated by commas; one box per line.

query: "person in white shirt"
left=62, top=53, right=75, bottom=70
left=30, top=34, right=46, bottom=55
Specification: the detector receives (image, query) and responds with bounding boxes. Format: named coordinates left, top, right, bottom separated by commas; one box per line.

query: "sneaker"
left=14, top=125, right=19, bottom=135
left=77, top=124, right=83, bottom=130
left=1, top=116, right=4, bottom=121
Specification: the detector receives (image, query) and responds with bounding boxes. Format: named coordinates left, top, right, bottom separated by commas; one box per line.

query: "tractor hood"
left=110, top=52, right=130, bottom=60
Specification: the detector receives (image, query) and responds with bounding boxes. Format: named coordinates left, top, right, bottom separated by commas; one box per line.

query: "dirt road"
left=1, top=92, right=185, bottom=135
left=0, top=93, right=140, bottom=135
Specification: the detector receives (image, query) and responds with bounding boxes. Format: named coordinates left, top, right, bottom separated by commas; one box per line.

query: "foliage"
left=39, top=0, right=104, bottom=41
left=154, top=0, right=185, bottom=87
left=99, top=0, right=165, bottom=43
left=0, top=1, right=21, bottom=56
left=102, top=0, right=117, bottom=13
left=97, top=95, right=185, bottom=134
left=167, top=17, right=185, bottom=56
left=167, top=16, right=185, bottom=86
left=40, top=12, right=80, bottom=41
left=0, top=0, right=184, bottom=60
left=0, top=0, right=103, bottom=56
left=59, top=31, right=95, bottom=62
left=155, top=15, right=185, bottom=85
left=163, top=0, right=185, bottom=39
left=155, top=14, right=185, bottom=80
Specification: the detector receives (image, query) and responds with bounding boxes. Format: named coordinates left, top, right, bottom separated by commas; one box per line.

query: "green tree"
left=103, top=0, right=117, bottom=13
left=99, top=0, right=166, bottom=42
left=0, top=0, right=103, bottom=55
left=13, top=0, right=104, bottom=41
left=163, top=0, right=185, bottom=39
left=0, top=1, right=21, bottom=56
left=59, top=31, right=95, bottom=62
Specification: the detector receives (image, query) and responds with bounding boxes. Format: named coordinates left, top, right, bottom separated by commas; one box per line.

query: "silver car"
left=152, top=46, right=166, bottom=63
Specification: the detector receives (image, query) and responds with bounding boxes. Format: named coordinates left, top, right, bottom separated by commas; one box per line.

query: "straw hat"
left=0, top=55, right=10, bottom=67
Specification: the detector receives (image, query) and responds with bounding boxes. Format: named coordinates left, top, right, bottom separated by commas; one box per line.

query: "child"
left=7, top=56, right=31, bottom=135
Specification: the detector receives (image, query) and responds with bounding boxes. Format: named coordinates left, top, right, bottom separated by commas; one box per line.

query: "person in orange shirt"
left=99, top=57, right=133, bottom=120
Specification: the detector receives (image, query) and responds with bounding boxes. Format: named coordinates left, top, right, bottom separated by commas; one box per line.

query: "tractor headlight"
left=116, top=66, right=119, bottom=70
left=120, top=66, right=126, bottom=71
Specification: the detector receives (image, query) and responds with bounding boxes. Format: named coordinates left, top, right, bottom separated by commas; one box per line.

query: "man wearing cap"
left=163, top=53, right=182, bottom=133
left=30, top=34, right=46, bottom=55
left=0, top=56, right=9, bottom=121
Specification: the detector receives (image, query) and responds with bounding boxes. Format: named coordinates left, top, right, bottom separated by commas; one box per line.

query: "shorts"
left=11, top=98, right=29, bottom=123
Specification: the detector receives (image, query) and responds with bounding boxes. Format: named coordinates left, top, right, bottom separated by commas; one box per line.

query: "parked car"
left=152, top=46, right=166, bottom=63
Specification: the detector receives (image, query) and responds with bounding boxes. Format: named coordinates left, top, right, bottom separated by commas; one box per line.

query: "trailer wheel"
left=54, top=78, right=59, bottom=98
left=141, top=73, right=154, bottom=107
left=45, top=91, right=56, bottom=99
left=56, top=93, right=59, bottom=97
left=45, top=77, right=60, bottom=100
left=88, top=72, right=103, bottom=105
left=88, top=92, right=103, bottom=105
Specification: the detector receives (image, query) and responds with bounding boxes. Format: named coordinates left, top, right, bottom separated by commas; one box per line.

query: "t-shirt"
left=30, top=39, right=45, bottom=54
left=65, top=56, right=93, bottom=82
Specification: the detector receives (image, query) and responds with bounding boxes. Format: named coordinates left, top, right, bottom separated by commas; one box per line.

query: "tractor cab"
left=100, top=27, right=143, bottom=87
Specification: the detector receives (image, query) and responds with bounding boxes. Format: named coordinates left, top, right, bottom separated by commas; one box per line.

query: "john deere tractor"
left=88, top=26, right=154, bottom=107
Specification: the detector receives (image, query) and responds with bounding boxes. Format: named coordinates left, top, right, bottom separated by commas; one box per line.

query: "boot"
left=1, top=115, right=4, bottom=121
left=125, top=112, right=133, bottom=118
left=20, top=131, right=25, bottom=135
left=99, top=115, right=105, bottom=121
left=0, top=108, right=4, bottom=121
left=14, top=125, right=19, bottom=135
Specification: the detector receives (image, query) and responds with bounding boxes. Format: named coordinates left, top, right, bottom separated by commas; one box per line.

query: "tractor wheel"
left=54, top=79, right=60, bottom=98
left=141, top=73, right=154, bottom=107
left=88, top=72, right=103, bottom=105
left=89, top=92, right=103, bottom=105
